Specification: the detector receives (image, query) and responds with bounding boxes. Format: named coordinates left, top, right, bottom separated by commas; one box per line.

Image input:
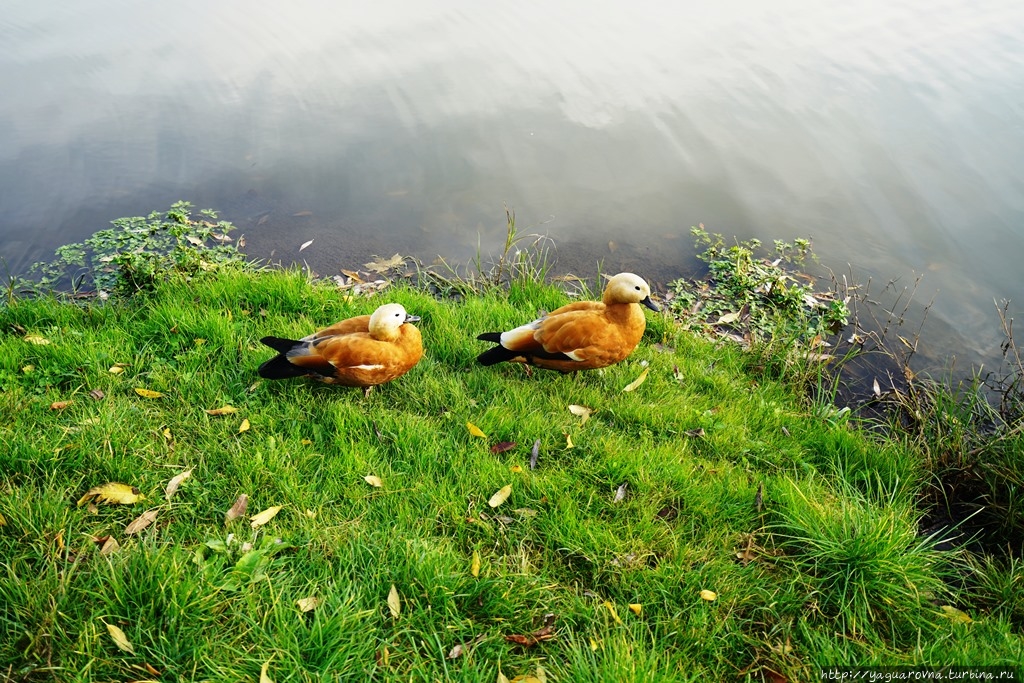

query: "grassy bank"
left=2, top=263, right=1021, bottom=681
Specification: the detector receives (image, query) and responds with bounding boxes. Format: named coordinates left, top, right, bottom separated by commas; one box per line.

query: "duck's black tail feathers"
left=258, top=336, right=308, bottom=379
left=475, top=333, right=520, bottom=366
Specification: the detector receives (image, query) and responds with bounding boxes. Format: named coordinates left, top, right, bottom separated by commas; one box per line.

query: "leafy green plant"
left=668, top=226, right=849, bottom=348
left=26, top=201, right=245, bottom=296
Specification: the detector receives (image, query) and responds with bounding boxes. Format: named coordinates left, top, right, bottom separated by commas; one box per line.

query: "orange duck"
left=258, top=303, right=422, bottom=387
left=476, top=272, right=660, bottom=372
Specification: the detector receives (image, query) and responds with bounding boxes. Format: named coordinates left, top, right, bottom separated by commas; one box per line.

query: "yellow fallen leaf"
left=125, top=509, right=159, bottom=535
left=300, top=438, right=312, bottom=445
left=194, top=338, right=207, bottom=345
left=21, top=365, right=34, bottom=373
left=568, top=404, right=593, bottom=425
left=622, top=367, right=650, bottom=392
left=24, top=334, right=51, bottom=345
left=296, top=596, right=320, bottom=612
left=0, top=512, right=6, bottom=526
left=699, top=589, right=717, bottom=602
left=108, top=365, right=125, bottom=374
left=387, top=584, right=401, bottom=619
left=134, top=388, right=163, bottom=399
left=260, top=660, right=274, bottom=683
left=602, top=601, right=623, bottom=624
left=488, top=484, right=512, bottom=508
left=364, top=475, right=383, bottom=488
left=250, top=505, right=282, bottom=528
left=164, top=469, right=192, bottom=500
left=204, top=405, right=238, bottom=416
left=628, top=603, right=642, bottom=616
left=471, top=550, right=481, bottom=578
left=510, top=465, right=523, bottom=473
left=466, top=421, right=487, bottom=439
left=77, top=483, right=145, bottom=506
left=162, top=427, right=172, bottom=441
left=564, top=433, right=574, bottom=449
left=364, top=253, right=404, bottom=273
left=238, top=418, right=251, bottom=433
left=497, top=670, right=510, bottom=683
left=939, top=605, right=973, bottom=624
left=105, top=622, right=135, bottom=654
left=589, top=637, right=600, bottom=651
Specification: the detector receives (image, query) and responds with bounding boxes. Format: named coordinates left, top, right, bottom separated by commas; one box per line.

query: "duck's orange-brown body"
left=259, top=303, right=422, bottom=387
left=476, top=273, right=659, bottom=372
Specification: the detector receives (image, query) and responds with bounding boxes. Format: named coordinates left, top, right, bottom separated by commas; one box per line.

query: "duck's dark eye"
left=635, top=286, right=641, bottom=291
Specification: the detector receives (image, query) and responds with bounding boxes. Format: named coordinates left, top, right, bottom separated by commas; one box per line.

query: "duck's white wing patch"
left=343, top=363, right=385, bottom=371
left=564, top=350, right=585, bottom=361
left=500, top=319, right=544, bottom=349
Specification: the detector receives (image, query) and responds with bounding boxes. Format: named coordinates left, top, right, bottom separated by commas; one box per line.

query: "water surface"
left=2, top=0, right=1023, bottom=370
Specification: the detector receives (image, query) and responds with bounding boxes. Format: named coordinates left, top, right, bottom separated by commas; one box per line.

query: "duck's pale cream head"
left=603, top=273, right=660, bottom=311
left=369, top=303, right=420, bottom=340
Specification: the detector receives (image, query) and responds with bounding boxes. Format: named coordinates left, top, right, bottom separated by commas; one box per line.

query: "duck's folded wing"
left=535, top=310, right=613, bottom=362
left=303, top=315, right=371, bottom=342
left=312, top=334, right=402, bottom=371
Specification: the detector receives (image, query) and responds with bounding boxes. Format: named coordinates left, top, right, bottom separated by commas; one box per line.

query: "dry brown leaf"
left=225, top=494, right=248, bottom=522
left=134, top=388, right=163, bottom=399
left=872, top=377, right=881, bottom=397
left=466, top=422, right=487, bottom=439
left=471, top=550, right=481, bottom=578
left=364, top=475, right=383, bottom=488
left=90, top=389, right=105, bottom=400
left=296, top=596, right=320, bottom=613
left=238, top=418, right=251, bottom=433
left=490, top=441, right=517, bottom=454
left=446, top=634, right=485, bottom=660
left=568, top=404, right=592, bottom=425
left=77, top=483, right=145, bottom=506
left=51, top=400, right=73, bottom=411
left=100, top=536, right=120, bottom=555
left=204, top=405, right=238, bottom=416
left=250, top=505, right=282, bottom=528
left=164, top=469, right=192, bottom=501
left=105, top=622, right=135, bottom=654
left=488, top=484, right=512, bottom=508
left=622, top=367, right=650, bottom=392
left=699, top=589, right=717, bottom=601
left=125, top=509, right=159, bottom=535
left=143, top=662, right=160, bottom=676
left=387, top=584, right=401, bottom=619
left=530, top=439, right=540, bottom=469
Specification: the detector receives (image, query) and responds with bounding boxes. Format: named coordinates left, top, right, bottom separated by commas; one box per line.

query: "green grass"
left=1, top=267, right=1021, bottom=681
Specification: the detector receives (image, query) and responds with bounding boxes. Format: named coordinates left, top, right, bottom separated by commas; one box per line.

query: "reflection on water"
left=2, top=0, right=1023, bottom=370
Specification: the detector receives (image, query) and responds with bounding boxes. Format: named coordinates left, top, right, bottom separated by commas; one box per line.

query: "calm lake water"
left=2, top=0, right=1023, bottom=372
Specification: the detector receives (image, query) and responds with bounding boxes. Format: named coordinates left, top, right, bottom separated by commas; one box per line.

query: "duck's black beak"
left=641, top=296, right=660, bottom=312
left=405, top=314, right=421, bottom=323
